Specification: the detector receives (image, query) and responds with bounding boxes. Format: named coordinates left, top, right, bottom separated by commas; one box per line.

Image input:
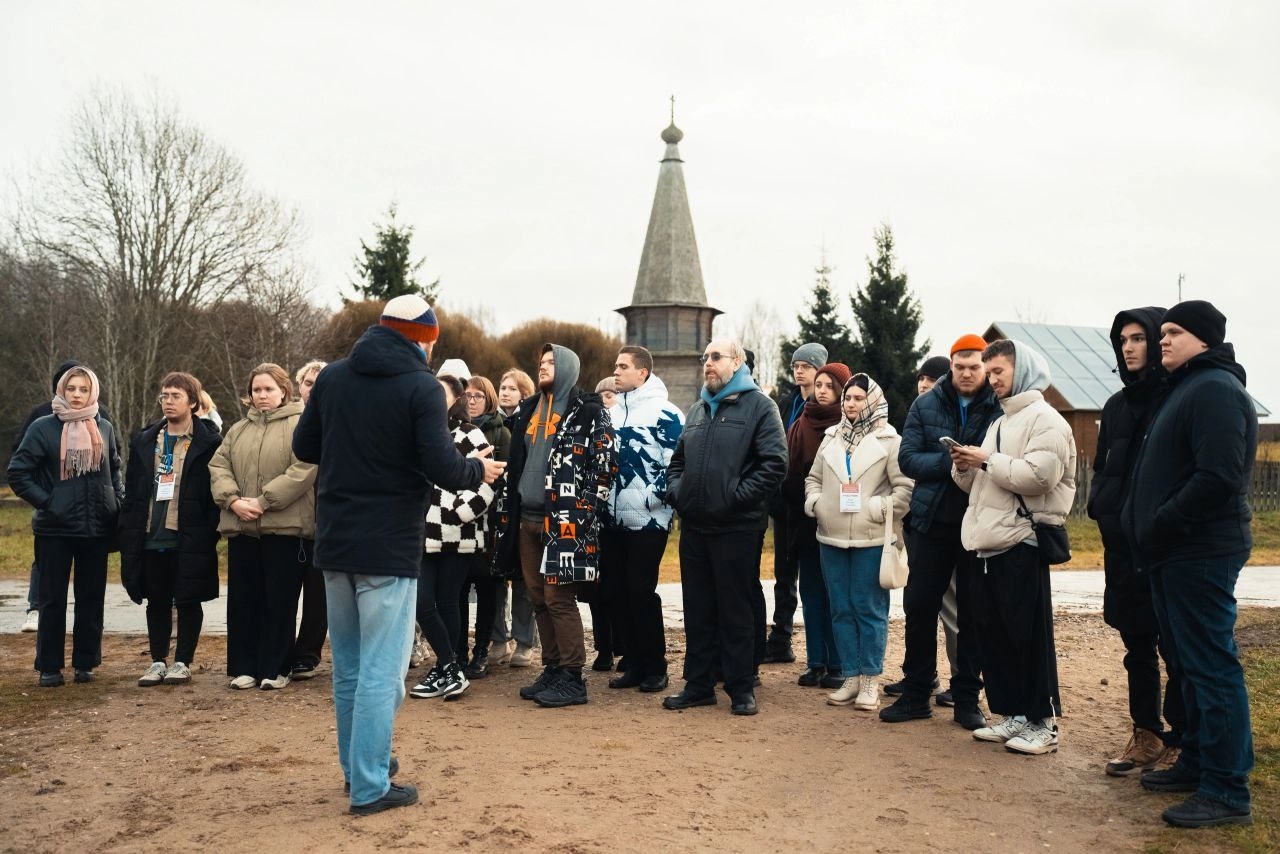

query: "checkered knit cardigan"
left=424, top=420, right=497, bottom=554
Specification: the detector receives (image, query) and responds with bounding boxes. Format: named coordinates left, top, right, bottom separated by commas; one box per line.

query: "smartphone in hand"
left=939, top=436, right=961, bottom=450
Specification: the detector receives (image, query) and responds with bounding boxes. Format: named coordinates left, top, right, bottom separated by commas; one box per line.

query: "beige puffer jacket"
left=804, top=424, right=913, bottom=548
left=953, top=389, right=1076, bottom=554
left=208, top=400, right=317, bottom=539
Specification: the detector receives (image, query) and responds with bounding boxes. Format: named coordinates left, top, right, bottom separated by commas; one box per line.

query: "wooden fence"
left=1070, top=458, right=1280, bottom=518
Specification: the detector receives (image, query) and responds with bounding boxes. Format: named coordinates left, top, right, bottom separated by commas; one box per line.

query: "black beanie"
left=916, top=355, right=950, bottom=381
left=1163, top=300, right=1226, bottom=347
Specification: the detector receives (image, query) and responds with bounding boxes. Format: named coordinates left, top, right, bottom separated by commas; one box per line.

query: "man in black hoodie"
left=1124, top=300, right=1255, bottom=829
left=293, top=295, right=505, bottom=816
left=1088, top=307, right=1183, bottom=778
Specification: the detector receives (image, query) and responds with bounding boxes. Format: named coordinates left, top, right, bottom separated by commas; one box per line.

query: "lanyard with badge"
left=840, top=451, right=861, bottom=513
left=155, top=429, right=179, bottom=501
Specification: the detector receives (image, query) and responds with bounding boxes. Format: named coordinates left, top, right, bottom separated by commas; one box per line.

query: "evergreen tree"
left=849, top=224, right=929, bottom=427
left=348, top=204, right=439, bottom=303
left=776, top=259, right=857, bottom=398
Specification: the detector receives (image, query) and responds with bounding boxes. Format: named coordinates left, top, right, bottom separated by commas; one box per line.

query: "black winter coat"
left=667, top=388, right=788, bottom=534
left=118, top=419, right=223, bottom=604
left=7, top=414, right=123, bottom=539
left=292, top=325, right=484, bottom=579
left=898, top=373, right=999, bottom=535
left=1086, top=306, right=1166, bottom=632
left=1124, top=344, right=1256, bottom=567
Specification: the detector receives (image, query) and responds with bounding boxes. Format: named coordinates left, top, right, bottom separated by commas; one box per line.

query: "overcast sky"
left=3, top=2, right=1278, bottom=417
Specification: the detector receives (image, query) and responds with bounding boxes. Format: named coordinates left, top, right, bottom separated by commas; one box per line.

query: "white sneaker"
left=973, top=715, right=1028, bottom=743
left=509, top=644, right=535, bottom=667
left=410, top=665, right=447, bottom=699
left=259, top=674, right=290, bottom=690
left=853, top=676, right=880, bottom=711
left=1006, top=720, right=1059, bottom=755
left=138, top=661, right=167, bottom=687
left=21, top=610, right=39, bottom=632
left=827, top=676, right=860, bottom=706
left=163, top=662, right=191, bottom=684
left=229, top=675, right=258, bottom=690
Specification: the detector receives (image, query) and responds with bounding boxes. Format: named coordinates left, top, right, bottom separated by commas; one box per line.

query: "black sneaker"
left=935, top=690, right=955, bottom=707
left=953, top=704, right=986, bottom=730
left=878, top=695, right=932, bottom=723
left=609, top=670, right=645, bottom=689
left=591, top=652, right=614, bottom=672
left=884, top=676, right=938, bottom=697
left=464, top=653, right=489, bottom=680
left=762, top=636, right=796, bottom=664
left=797, top=667, right=825, bottom=687
left=345, top=756, right=399, bottom=793
left=291, top=663, right=319, bottom=680
left=638, top=673, right=670, bottom=693
left=519, top=666, right=563, bottom=700
left=39, top=672, right=64, bottom=688
left=819, top=673, right=844, bottom=690
left=1161, top=794, right=1252, bottom=828
left=349, top=782, right=418, bottom=816
left=1141, top=762, right=1200, bottom=793
left=437, top=662, right=470, bottom=701
left=534, top=671, right=588, bottom=707
left=409, top=664, right=447, bottom=699
left=74, top=669, right=95, bottom=684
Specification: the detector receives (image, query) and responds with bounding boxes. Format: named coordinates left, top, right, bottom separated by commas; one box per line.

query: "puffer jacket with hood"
left=954, top=341, right=1077, bottom=555
left=803, top=424, right=913, bottom=548
left=1086, top=306, right=1166, bottom=632
left=1124, top=343, right=1256, bottom=565
left=604, top=372, right=684, bottom=531
left=292, top=324, right=485, bottom=578
left=209, top=400, right=317, bottom=538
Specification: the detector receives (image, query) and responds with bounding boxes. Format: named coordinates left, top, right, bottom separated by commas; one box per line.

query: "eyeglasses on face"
left=157, top=393, right=187, bottom=403
left=463, top=392, right=486, bottom=401
left=699, top=352, right=730, bottom=365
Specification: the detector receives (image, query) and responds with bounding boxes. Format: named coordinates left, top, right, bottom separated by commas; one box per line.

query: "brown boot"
left=1105, top=727, right=1167, bottom=777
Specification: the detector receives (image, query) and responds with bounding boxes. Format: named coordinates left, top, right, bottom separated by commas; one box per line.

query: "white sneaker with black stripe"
left=1006, top=720, right=1059, bottom=755
left=138, top=661, right=167, bottom=687
left=438, top=662, right=470, bottom=701
left=410, top=664, right=446, bottom=698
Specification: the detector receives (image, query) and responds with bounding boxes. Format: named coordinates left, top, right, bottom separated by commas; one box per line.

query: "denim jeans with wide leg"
left=820, top=544, right=889, bottom=677
left=1150, top=553, right=1253, bottom=811
left=324, top=571, right=417, bottom=808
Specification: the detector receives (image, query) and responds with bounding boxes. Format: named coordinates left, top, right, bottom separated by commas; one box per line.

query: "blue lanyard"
left=845, top=451, right=852, bottom=478
left=157, top=429, right=179, bottom=477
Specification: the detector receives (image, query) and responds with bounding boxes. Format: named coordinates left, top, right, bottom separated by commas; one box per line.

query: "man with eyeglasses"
left=764, top=342, right=828, bottom=665
left=663, top=340, right=787, bottom=716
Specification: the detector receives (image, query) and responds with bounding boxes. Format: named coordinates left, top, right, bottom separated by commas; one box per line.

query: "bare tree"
left=12, top=87, right=302, bottom=434
left=719, top=299, right=786, bottom=395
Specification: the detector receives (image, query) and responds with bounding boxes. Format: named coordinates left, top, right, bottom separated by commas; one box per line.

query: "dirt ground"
left=0, top=614, right=1214, bottom=853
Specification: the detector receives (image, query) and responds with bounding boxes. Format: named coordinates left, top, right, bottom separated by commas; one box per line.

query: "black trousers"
left=975, top=544, right=1061, bottom=720
left=768, top=512, right=799, bottom=635
left=456, top=554, right=500, bottom=660
left=227, top=535, right=307, bottom=681
left=1121, top=629, right=1186, bottom=743
left=680, top=527, right=762, bottom=699
left=579, top=571, right=626, bottom=659
left=291, top=540, right=326, bottom=669
left=34, top=535, right=109, bottom=673
left=600, top=527, right=668, bottom=678
left=419, top=551, right=470, bottom=665
left=900, top=524, right=983, bottom=704
left=142, top=549, right=203, bottom=664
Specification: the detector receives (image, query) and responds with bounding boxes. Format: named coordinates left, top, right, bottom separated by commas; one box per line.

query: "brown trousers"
left=519, top=521, right=586, bottom=669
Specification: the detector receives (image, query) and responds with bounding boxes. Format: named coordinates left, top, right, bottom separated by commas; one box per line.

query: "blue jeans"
left=820, top=544, right=889, bottom=677
left=324, top=571, right=417, bottom=808
left=798, top=546, right=840, bottom=671
left=1150, top=553, right=1253, bottom=810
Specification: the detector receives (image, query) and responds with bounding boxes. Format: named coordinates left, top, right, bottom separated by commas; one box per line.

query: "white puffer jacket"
left=605, top=373, right=685, bottom=531
left=954, top=383, right=1077, bottom=554
left=804, top=424, right=913, bottom=548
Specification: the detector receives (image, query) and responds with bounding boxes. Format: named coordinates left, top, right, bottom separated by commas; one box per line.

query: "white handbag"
left=879, top=497, right=910, bottom=590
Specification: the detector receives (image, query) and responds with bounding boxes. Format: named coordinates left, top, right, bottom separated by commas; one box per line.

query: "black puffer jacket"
left=10, top=360, right=120, bottom=458
left=667, top=387, right=788, bottom=534
left=1124, top=344, right=1256, bottom=566
left=897, top=372, right=999, bottom=534
left=118, top=419, right=223, bottom=604
left=1086, top=307, right=1166, bottom=632
left=292, top=325, right=484, bottom=579
left=7, top=414, right=123, bottom=538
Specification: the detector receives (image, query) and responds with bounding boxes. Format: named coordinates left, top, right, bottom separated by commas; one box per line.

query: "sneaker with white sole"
left=854, top=676, right=880, bottom=711
left=973, top=715, right=1028, bottom=743
left=1006, top=720, right=1059, bottom=755
left=259, top=674, right=290, bottom=690
left=163, top=662, right=191, bottom=684
left=229, top=674, right=258, bottom=690
left=827, top=676, right=860, bottom=706
left=436, top=662, right=470, bottom=701
left=509, top=644, right=536, bottom=667
left=409, top=665, right=447, bottom=698
left=138, top=661, right=167, bottom=687
left=21, top=610, right=39, bottom=633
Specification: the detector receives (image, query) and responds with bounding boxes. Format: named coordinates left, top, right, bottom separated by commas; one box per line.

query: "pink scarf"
left=51, top=367, right=105, bottom=480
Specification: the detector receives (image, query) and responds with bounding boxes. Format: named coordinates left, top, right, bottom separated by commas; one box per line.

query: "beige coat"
left=804, top=424, right=913, bottom=549
left=953, top=389, right=1076, bottom=554
left=208, top=401, right=317, bottom=539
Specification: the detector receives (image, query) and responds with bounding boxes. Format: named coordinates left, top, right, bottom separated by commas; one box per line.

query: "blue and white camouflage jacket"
left=604, top=373, right=684, bottom=531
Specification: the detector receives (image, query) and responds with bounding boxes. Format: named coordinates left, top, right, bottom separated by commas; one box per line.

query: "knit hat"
left=594, top=377, right=616, bottom=393
left=438, top=358, right=471, bottom=379
left=950, top=334, right=988, bottom=357
left=917, top=355, right=951, bottom=380
left=1162, top=300, right=1226, bottom=347
left=379, top=294, right=439, bottom=344
left=815, top=362, right=852, bottom=391
left=790, top=342, right=828, bottom=369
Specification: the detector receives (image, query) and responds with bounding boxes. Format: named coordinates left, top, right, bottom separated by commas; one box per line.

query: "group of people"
left=5, top=293, right=1256, bottom=829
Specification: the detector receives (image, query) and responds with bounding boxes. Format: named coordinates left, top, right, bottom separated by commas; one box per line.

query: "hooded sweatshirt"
left=953, top=340, right=1077, bottom=556
left=518, top=344, right=581, bottom=522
